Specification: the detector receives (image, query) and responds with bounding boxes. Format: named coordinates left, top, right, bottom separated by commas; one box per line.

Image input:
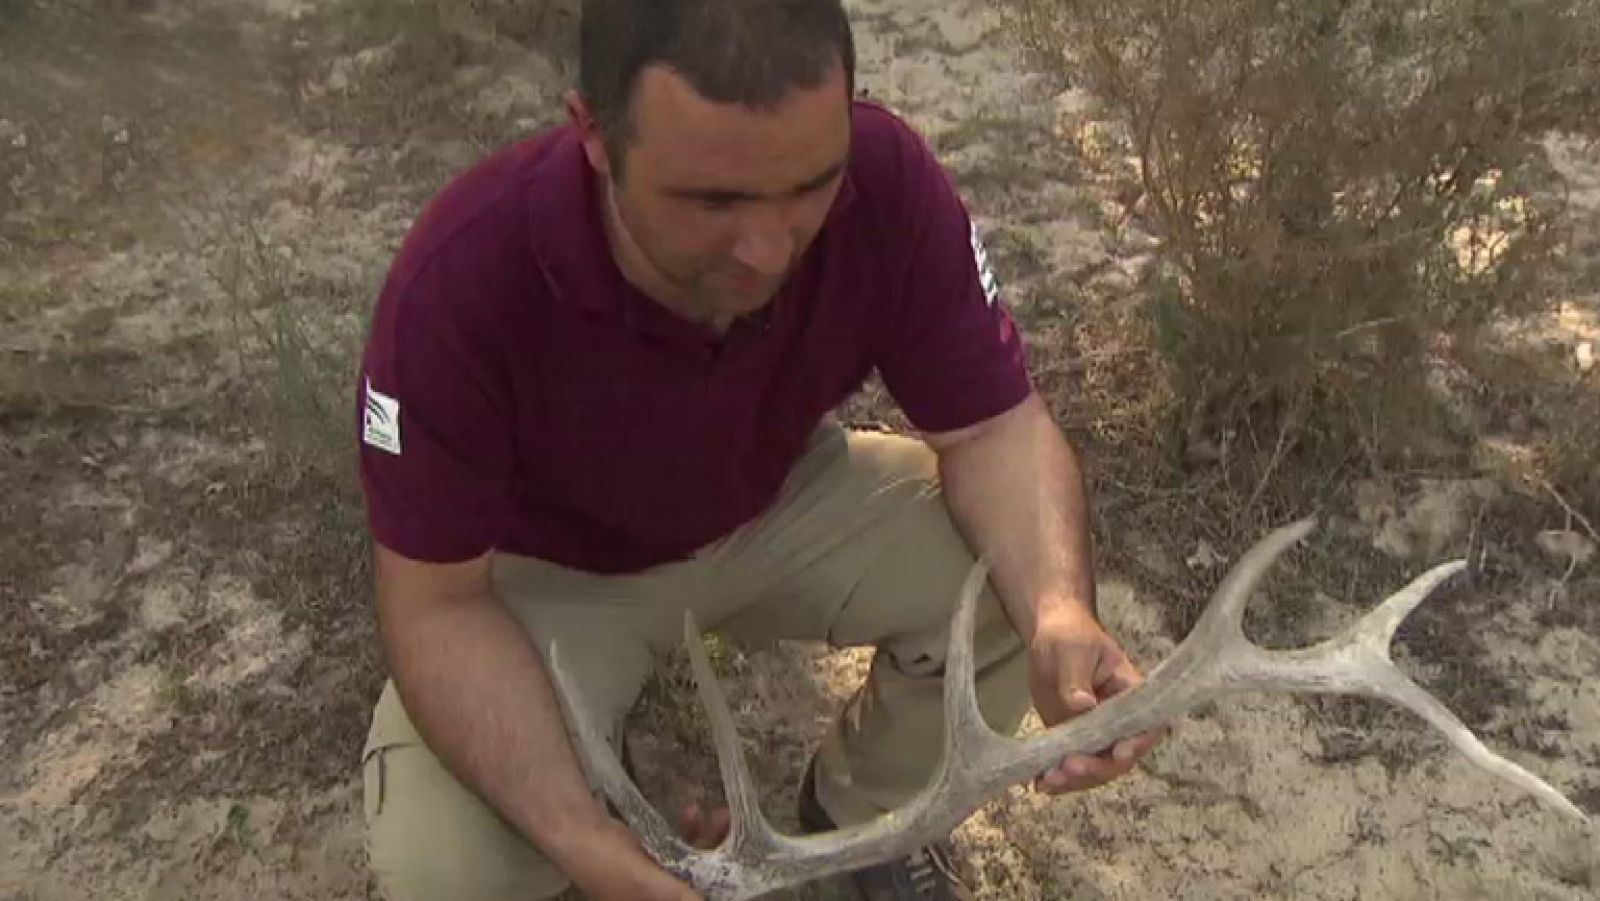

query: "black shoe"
left=797, top=760, right=972, bottom=901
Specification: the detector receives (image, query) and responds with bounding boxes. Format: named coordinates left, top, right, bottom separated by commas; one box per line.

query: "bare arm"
left=374, top=544, right=699, bottom=899
left=926, top=392, right=1162, bottom=792
left=924, top=391, right=1096, bottom=637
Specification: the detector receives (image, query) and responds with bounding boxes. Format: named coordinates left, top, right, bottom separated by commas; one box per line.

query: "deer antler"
left=547, top=518, right=1589, bottom=899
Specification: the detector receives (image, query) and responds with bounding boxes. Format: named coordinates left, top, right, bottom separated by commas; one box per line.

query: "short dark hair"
left=579, top=0, right=855, bottom=164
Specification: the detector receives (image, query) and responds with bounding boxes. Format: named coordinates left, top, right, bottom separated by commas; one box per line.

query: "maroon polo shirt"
left=357, top=100, right=1032, bottom=573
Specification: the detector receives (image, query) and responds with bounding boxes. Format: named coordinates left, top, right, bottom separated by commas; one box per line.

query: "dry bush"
left=204, top=216, right=366, bottom=490
left=1006, top=0, right=1600, bottom=464
left=325, top=0, right=577, bottom=142
left=1454, top=326, right=1600, bottom=510
left=1546, top=383, right=1600, bottom=505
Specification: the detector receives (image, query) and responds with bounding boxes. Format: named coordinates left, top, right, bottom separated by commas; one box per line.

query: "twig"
left=1242, top=417, right=1294, bottom=517
left=1465, top=500, right=1489, bottom=579
left=1548, top=557, right=1578, bottom=611
left=1539, top=477, right=1600, bottom=547
left=1335, top=317, right=1403, bottom=340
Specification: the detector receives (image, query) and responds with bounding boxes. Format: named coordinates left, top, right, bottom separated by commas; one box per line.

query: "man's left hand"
left=1026, top=607, right=1165, bottom=794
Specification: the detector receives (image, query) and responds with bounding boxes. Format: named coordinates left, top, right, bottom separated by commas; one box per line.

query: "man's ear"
left=565, top=89, right=613, bottom=177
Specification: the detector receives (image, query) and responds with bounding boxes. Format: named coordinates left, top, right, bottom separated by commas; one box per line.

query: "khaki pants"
left=362, top=424, right=1032, bottom=901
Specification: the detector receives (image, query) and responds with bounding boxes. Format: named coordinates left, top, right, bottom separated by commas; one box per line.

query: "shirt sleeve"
left=874, top=122, right=1033, bottom=434
left=357, top=255, right=517, bottom=563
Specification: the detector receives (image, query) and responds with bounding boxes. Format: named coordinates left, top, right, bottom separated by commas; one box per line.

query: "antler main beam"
left=547, top=518, right=1588, bottom=900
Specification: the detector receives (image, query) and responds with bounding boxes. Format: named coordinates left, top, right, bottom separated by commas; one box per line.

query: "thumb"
left=1056, top=643, right=1101, bottom=719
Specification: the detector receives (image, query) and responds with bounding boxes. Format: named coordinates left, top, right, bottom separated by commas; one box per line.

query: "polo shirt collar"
left=527, top=130, right=621, bottom=316
left=527, top=126, right=859, bottom=319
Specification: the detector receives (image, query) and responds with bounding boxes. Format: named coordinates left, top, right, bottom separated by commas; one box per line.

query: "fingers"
left=1113, top=725, right=1166, bottom=762
left=1057, top=643, right=1102, bottom=718
left=1097, top=652, right=1146, bottom=700
left=676, top=804, right=702, bottom=846
left=706, top=807, right=731, bottom=845
left=1036, top=752, right=1136, bottom=794
left=1063, top=688, right=1098, bottom=716
left=1041, top=667, right=1169, bottom=780
left=1033, top=724, right=1169, bottom=795
left=1030, top=638, right=1102, bottom=727
left=1027, top=623, right=1172, bottom=796
left=676, top=802, right=732, bottom=850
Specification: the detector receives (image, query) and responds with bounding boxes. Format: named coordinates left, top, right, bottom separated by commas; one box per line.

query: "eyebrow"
left=668, top=159, right=847, bottom=205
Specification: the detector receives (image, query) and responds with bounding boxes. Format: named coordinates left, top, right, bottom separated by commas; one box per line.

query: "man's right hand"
left=557, top=818, right=704, bottom=900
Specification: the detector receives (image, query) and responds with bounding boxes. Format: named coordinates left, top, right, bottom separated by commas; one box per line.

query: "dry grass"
left=4, top=1, right=1598, bottom=898
left=312, top=0, right=577, bottom=152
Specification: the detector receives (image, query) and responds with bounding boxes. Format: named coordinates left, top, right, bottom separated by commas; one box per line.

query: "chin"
left=735, top=297, right=778, bottom=320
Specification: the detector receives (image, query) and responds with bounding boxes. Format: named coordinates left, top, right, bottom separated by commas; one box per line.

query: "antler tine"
left=941, top=557, right=1018, bottom=762
left=1367, top=642, right=1589, bottom=822
left=1283, top=560, right=1587, bottom=823
left=1187, top=517, right=1319, bottom=647
left=1210, top=553, right=1589, bottom=824
left=543, top=642, right=692, bottom=868
left=681, top=609, right=783, bottom=854
left=1353, top=559, right=1467, bottom=652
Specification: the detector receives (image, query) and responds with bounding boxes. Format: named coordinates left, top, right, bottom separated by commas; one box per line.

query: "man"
left=356, top=1, right=1163, bottom=899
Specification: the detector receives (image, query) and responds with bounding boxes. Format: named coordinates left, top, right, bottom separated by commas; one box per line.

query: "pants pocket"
left=363, top=741, right=411, bottom=822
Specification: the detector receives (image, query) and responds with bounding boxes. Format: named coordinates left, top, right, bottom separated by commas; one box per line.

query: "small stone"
left=1, top=119, right=26, bottom=150
left=1353, top=479, right=1397, bottom=526
left=1536, top=530, right=1596, bottom=567
left=1186, top=539, right=1226, bottom=571
left=126, top=538, right=175, bottom=577
left=1055, top=87, right=1095, bottom=119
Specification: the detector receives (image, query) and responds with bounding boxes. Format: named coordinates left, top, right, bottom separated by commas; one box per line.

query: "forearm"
left=378, top=583, right=610, bottom=873
left=935, top=393, right=1097, bottom=639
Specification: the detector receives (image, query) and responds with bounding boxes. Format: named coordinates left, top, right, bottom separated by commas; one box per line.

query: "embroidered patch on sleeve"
left=970, top=221, right=1002, bottom=308
left=363, top=378, right=402, bottom=455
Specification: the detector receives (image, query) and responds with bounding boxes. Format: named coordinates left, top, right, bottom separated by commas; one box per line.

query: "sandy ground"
left=2, top=1, right=1596, bottom=899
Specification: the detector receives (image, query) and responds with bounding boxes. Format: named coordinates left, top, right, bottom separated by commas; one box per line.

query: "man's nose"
left=731, top=211, right=794, bottom=277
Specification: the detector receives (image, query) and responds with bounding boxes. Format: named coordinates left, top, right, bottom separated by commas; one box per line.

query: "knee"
left=846, top=430, right=940, bottom=487
left=890, top=580, right=1024, bottom=678
left=365, top=743, right=570, bottom=901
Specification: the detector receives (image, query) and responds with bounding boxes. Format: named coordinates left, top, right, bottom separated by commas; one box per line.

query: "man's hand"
left=1025, top=607, right=1165, bottom=794
left=677, top=801, right=732, bottom=849
left=555, top=800, right=729, bottom=900
left=556, top=817, right=707, bottom=900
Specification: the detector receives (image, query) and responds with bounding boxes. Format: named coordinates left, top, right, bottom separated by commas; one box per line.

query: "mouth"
left=726, top=262, right=774, bottom=288
left=711, top=267, right=780, bottom=305
left=727, top=267, right=772, bottom=290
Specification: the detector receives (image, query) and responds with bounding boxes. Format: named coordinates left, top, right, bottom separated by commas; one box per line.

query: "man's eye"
left=799, top=177, right=837, bottom=196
